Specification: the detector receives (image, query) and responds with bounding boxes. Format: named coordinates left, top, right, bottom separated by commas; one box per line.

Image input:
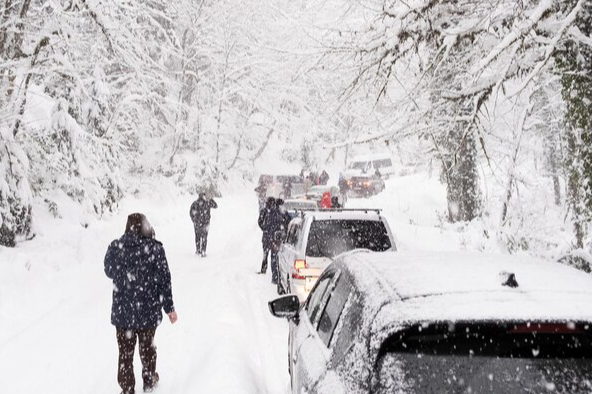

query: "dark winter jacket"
left=319, top=171, right=329, bottom=185
left=104, top=233, right=175, bottom=329
left=190, top=197, right=218, bottom=227
left=258, top=206, right=288, bottom=249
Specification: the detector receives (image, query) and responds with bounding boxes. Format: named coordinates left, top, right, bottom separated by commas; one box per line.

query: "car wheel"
left=286, top=274, right=292, bottom=293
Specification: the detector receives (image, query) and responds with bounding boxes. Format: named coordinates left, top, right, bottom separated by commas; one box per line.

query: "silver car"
left=276, top=209, right=396, bottom=301
left=269, top=250, right=592, bottom=393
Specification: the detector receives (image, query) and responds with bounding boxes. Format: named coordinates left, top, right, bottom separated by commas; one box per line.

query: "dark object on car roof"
left=501, top=272, right=519, bottom=288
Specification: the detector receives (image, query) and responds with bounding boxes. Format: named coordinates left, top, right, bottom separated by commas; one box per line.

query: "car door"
left=279, top=221, right=300, bottom=289
left=291, top=269, right=338, bottom=393
left=308, top=272, right=353, bottom=394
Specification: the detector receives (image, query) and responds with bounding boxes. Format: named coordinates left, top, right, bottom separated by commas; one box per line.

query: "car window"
left=373, top=159, right=392, bottom=169
left=317, top=274, right=352, bottom=347
left=285, top=225, right=295, bottom=245
left=306, top=271, right=337, bottom=327
left=331, top=293, right=362, bottom=363
left=287, top=223, right=300, bottom=245
left=306, top=220, right=392, bottom=258
left=350, top=161, right=369, bottom=170
left=374, top=322, right=592, bottom=394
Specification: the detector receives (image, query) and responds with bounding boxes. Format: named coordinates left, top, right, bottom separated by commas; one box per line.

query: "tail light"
left=292, top=259, right=308, bottom=279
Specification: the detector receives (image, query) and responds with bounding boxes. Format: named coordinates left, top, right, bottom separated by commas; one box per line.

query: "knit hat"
left=125, top=213, right=155, bottom=239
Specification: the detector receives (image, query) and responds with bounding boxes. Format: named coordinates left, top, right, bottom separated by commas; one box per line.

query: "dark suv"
left=269, top=250, right=592, bottom=394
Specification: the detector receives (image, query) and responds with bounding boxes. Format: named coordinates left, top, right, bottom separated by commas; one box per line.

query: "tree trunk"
left=501, top=104, right=531, bottom=226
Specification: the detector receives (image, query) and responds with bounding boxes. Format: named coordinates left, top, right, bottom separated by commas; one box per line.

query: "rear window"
left=306, top=220, right=392, bottom=258
left=349, top=161, right=369, bottom=170
left=375, top=322, right=592, bottom=394
left=373, top=159, right=392, bottom=169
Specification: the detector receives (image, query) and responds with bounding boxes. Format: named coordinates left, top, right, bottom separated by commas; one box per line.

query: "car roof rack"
left=294, top=208, right=382, bottom=215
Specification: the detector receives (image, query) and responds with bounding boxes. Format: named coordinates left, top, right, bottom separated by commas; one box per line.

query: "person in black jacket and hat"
left=104, top=213, right=178, bottom=394
left=190, top=192, right=218, bottom=257
left=258, top=197, right=289, bottom=284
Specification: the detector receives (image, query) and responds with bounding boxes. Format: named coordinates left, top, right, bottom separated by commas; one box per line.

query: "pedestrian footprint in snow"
left=104, top=213, right=178, bottom=394
left=190, top=192, right=218, bottom=257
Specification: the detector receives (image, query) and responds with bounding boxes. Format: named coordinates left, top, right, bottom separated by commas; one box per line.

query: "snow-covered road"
left=0, top=192, right=290, bottom=394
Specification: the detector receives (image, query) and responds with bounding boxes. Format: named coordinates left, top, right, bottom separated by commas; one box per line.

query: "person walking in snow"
left=190, top=192, right=218, bottom=257
left=104, top=213, right=178, bottom=394
left=258, top=197, right=286, bottom=284
left=282, top=178, right=292, bottom=199
left=319, top=170, right=330, bottom=185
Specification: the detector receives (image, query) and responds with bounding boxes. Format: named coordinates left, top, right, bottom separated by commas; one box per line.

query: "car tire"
left=286, top=274, right=292, bottom=293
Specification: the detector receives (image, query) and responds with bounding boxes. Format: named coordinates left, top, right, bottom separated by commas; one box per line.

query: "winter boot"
left=143, top=372, right=159, bottom=393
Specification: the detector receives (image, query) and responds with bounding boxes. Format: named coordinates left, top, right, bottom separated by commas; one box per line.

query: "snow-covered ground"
left=0, top=171, right=548, bottom=393
left=0, top=190, right=290, bottom=393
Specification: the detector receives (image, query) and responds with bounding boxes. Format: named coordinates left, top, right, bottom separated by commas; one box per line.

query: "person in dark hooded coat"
left=258, top=197, right=287, bottom=284
left=331, top=195, right=342, bottom=208
left=190, top=192, right=218, bottom=257
left=104, top=213, right=178, bottom=394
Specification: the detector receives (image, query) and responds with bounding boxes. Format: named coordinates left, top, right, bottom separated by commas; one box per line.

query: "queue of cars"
left=266, top=168, right=592, bottom=392
left=258, top=153, right=394, bottom=206
left=257, top=174, right=346, bottom=208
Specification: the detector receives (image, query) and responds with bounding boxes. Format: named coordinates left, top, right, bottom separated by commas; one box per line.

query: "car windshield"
left=349, top=161, right=368, bottom=170
left=306, top=220, right=391, bottom=258
left=375, top=322, right=592, bottom=394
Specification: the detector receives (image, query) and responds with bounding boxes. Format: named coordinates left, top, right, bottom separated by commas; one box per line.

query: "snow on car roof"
left=283, top=199, right=317, bottom=205
left=305, top=210, right=382, bottom=221
left=283, top=199, right=317, bottom=209
left=308, top=185, right=337, bottom=191
left=341, top=251, right=592, bottom=324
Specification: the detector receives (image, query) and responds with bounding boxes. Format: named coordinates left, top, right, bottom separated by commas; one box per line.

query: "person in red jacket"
left=320, top=192, right=332, bottom=209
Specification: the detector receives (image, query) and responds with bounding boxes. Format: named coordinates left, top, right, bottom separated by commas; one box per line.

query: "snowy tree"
left=334, top=0, right=589, bottom=226
left=555, top=0, right=592, bottom=250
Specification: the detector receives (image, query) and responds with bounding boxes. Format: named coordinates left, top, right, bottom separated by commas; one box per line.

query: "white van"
left=344, top=153, right=395, bottom=178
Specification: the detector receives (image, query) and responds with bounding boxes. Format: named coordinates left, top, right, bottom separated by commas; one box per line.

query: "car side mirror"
left=268, top=295, right=300, bottom=320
